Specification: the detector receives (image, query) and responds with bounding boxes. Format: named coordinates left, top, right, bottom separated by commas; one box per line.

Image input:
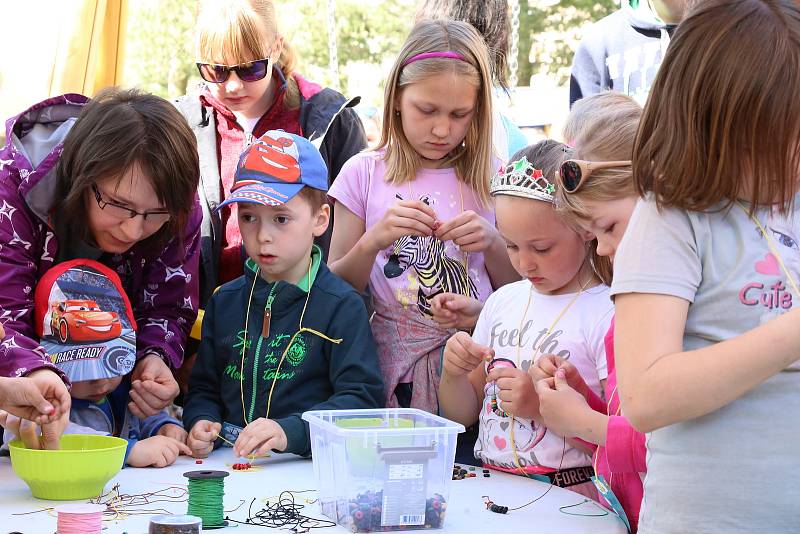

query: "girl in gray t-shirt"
left=610, top=0, right=800, bottom=532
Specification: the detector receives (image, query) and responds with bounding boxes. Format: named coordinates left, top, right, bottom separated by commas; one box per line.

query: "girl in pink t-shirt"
left=328, top=20, right=518, bottom=413
left=533, top=92, right=645, bottom=531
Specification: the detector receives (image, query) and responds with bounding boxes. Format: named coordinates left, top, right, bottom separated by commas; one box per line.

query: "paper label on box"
left=381, top=462, right=426, bottom=526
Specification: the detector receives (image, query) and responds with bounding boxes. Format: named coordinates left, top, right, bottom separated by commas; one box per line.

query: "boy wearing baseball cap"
left=184, top=131, right=383, bottom=459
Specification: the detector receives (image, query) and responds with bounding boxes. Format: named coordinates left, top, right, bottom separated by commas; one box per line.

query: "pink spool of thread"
left=55, top=503, right=105, bottom=534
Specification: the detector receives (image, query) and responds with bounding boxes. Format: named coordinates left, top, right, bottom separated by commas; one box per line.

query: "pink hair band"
left=402, top=51, right=467, bottom=67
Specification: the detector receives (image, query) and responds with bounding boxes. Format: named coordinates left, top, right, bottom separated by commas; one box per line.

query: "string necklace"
left=737, top=202, right=800, bottom=297
left=407, top=177, right=471, bottom=297
left=239, top=256, right=343, bottom=426
left=508, top=279, right=587, bottom=476
left=593, top=384, right=622, bottom=488
left=483, top=274, right=593, bottom=515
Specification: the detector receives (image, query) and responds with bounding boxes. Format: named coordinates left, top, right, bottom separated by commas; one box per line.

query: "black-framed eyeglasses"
left=558, top=159, right=632, bottom=194
left=92, top=184, right=171, bottom=226
left=196, top=57, right=272, bottom=84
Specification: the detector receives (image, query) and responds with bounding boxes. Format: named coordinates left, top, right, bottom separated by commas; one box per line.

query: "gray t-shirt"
left=611, top=196, right=800, bottom=533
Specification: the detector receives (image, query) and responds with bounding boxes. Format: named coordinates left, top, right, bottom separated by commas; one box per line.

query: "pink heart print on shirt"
left=755, top=253, right=781, bottom=276
left=493, top=436, right=507, bottom=450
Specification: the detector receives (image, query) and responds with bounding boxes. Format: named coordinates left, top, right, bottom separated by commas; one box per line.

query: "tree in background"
left=121, top=0, right=617, bottom=101
left=123, top=0, right=197, bottom=98
left=517, top=0, right=617, bottom=87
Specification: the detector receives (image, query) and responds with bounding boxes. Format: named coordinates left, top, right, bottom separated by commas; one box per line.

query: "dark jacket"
left=0, top=94, right=200, bottom=377
left=175, top=74, right=367, bottom=306
left=182, top=247, right=384, bottom=457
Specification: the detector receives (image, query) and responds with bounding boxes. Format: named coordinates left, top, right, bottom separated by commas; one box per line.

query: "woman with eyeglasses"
left=175, top=0, right=367, bottom=310
left=0, top=87, right=201, bottom=448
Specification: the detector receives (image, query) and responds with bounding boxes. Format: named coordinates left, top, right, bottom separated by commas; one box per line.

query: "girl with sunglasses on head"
left=328, top=20, right=519, bottom=414
left=439, top=140, right=613, bottom=499
left=0, top=88, right=201, bottom=449
left=175, top=0, right=367, bottom=308
left=531, top=91, right=645, bottom=532
left=611, top=0, right=800, bottom=531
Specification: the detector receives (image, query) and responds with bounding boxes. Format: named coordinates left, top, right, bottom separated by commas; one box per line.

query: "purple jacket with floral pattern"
left=0, top=93, right=200, bottom=379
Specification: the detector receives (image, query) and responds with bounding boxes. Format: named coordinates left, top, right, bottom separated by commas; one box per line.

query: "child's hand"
left=188, top=420, right=222, bottom=458
left=435, top=211, right=499, bottom=253
left=365, top=199, right=437, bottom=252
left=486, top=365, right=540, bottom=419
left=0, top=408, right=70, bottom=450
left=129, top=353, right=180, bottom=419
left=157, top=423, right=188, bottom=444
left=127, top=435, right=192, bottom=468
left=430, top=293, right=483, bottom=330
left=443, top=331, right=494, bottom=377
left=535, top=368, right=593, bottom=437
left=234, top=418, right=287, bottom=458
left=532, top=354, right=589, bottom=398
left=0, top=369, right=71, bottom=424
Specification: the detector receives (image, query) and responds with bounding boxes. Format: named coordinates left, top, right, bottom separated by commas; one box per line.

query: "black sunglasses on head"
left=196, top=57, right=272, bottom=84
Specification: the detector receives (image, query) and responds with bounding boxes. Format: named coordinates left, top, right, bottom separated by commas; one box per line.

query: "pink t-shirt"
left=329, top=151, right=495, bottom=319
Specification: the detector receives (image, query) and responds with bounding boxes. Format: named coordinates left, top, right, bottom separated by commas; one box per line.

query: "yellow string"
left=509, top=281, right=586, bottom=477
left=240, top=263, right=261, bottom=427
left=216, top=432, right=270, bottom=456
left=237, top=256, right=343, bottom=452
left=737, top=202, right=800, bottom=298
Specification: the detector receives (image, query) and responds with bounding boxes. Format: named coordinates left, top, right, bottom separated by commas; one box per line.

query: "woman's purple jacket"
left=0, top=93, right=201, bottom=380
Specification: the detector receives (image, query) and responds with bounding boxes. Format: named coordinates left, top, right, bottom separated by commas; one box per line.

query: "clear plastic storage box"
left=302, top=408, right=465, bottom=532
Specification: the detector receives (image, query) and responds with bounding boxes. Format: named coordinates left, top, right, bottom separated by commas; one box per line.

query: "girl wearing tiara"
left=439, top=141, right=613, bottom=499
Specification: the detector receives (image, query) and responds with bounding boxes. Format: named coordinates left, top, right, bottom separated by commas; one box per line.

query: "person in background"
left=176, top=0, right=367, bottom=306
left=569, top=0, right=693, bottom=106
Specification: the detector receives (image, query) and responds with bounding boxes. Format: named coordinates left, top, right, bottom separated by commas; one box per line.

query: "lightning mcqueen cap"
left=34, top=259, right=138, bottom=382
left=216, top=129, right=329, bottom=210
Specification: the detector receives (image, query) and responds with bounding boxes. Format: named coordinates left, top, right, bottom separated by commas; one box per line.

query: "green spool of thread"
left=183, top=470, right=229, bottom=529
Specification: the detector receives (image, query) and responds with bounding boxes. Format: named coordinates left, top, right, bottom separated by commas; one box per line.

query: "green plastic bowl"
left=9, top=434, right=126, bottom=500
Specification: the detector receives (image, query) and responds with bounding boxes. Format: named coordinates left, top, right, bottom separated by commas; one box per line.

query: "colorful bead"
left=346, top=491, right=447, bottom=531
left=232, top=462, right=252, bottom=470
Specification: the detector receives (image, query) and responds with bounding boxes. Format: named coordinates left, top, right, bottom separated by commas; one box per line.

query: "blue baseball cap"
left=216, top=130, right=328, bottom=210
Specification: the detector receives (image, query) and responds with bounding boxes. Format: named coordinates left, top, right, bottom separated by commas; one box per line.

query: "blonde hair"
left=377, top=20, right=495, bottom=207
left=555, top=92, right=642, bottom=285
left=196, top=0, right=300, bottom=109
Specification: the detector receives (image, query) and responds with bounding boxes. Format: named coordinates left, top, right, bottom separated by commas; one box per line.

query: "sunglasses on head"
left=196, top=57, right=272, bottom=84
left=559, top=159, right=632, bottom=193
